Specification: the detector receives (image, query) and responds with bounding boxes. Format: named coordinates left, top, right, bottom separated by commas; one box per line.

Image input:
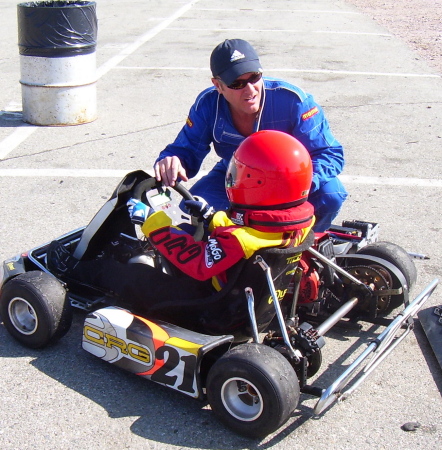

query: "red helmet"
left=226, top=130, right=313, bottom=209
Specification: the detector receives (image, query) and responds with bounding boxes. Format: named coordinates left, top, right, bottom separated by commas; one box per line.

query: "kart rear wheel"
left=0, top=271, right=72, bottom=349
left=206, top=343, right=299, bottom=438
left=356, top=241, right=417, bottom=289
left=348, top=241, right=417, bottom=313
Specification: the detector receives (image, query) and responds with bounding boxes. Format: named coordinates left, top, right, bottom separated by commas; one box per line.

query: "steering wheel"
left=132, top=176, right=205, bottom=241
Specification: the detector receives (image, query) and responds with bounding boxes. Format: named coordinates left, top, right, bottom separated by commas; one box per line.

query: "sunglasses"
left=225, top=72, right=263, bottom=90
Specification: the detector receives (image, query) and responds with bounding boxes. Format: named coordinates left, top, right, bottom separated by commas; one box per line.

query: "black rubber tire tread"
left=0, top=271, right=72, bottom=349
left=206, top=343, right=299, bottom=438
left=356, top=241, right=417, bottom=290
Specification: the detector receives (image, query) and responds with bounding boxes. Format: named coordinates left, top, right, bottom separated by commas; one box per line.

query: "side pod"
left=82, top=307, right=233, bottom=399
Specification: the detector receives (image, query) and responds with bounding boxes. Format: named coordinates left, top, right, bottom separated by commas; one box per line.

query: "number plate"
left=82, top=307, right=232, bottom=398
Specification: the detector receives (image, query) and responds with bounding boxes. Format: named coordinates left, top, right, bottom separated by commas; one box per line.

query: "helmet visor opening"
left=226, top=158, right=238, bottom=188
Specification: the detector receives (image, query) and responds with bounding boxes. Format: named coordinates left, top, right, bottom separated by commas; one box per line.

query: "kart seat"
left=72, top=171, right=150, bottom=261
left=148, top=230, right=314, bottom=342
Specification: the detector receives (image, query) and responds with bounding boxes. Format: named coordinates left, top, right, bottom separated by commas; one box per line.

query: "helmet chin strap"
left=230, top=197, right=307, bottom=211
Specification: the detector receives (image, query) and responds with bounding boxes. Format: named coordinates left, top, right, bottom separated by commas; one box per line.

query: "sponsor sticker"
left=301, top=106, right=319, bottom=121
left=230, top=210, right=245, bottom=226
left=205, top=238, right=226, bottom=268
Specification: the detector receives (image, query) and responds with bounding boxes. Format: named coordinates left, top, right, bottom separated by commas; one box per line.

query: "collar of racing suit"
left=212, top=82, right=265, bottom=145
left=229, top=201, right=315, bottom=233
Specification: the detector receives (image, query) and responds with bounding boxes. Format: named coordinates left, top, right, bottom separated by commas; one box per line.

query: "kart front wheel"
left=0, top=271, right=72, bottom=349
left=206, top=343, right=299, bottom=438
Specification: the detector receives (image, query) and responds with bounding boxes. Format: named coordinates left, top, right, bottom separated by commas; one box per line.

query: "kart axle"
left=315, top=297, right=359, bottom=337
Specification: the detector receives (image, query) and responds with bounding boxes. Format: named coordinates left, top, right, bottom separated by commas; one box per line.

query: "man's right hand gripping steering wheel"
left=154, top=156, right=188, bottom=187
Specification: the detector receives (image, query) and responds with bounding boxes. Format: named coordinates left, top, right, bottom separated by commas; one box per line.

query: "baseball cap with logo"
left=210, top=39, right=263, bottom=86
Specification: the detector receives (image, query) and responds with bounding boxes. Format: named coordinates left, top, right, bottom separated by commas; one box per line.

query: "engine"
left=297, top=258, right=320, bottom=304
left=296, top=235, right=337, bottom=305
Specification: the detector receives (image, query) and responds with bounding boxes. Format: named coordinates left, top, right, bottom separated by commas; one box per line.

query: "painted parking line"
left=339, top=175, right=442, bottom=188
left=0, top=0, right=201, bottom=161
left=194, top=8, right=362, bottom=14
left=0, top=0, right=439, bottom=164
left=167, top=27, right=392, bottom=37
left=0, top=126, right=37, bottom=160
left=96, top=0, right=201, bottom=79
left=0, top=169, right=440, bottom=188
left=115, top=66, right=440, bottom=78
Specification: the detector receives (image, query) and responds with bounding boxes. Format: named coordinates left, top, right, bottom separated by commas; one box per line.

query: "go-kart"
left=0, top=170, right=438, bottom=438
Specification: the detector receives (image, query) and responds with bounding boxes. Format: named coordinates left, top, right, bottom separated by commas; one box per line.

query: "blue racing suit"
left=156, top=77, right=347, bottom=231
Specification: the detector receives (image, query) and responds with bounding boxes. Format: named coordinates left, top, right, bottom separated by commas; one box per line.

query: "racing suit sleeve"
left=141, top=211, right=246, bottom=281
left=291, top=94, right=344, bottom=193
left=155, top=88, right=216, bottom=179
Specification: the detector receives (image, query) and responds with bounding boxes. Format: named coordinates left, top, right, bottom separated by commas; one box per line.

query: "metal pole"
left=315, top=297, right=359, bottom=337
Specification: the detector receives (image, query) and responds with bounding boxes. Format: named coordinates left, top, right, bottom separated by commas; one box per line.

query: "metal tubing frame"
left=307, top=247, right=368, bottom=286
left=313, top=278, right=439, bottom=415
left=315, top=297, right=360, bottom=337
left=254, top=255, right=301, bottom=360
left=248, top=252, right=438, bottom=417
left=245, top=287, right=260, bottom=343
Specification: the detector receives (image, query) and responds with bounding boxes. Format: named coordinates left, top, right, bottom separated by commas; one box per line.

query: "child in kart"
left=47, top=130, right=315, bottom=312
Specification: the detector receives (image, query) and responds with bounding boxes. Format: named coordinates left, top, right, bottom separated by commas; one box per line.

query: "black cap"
left=210, top=39, right=262, bottom=85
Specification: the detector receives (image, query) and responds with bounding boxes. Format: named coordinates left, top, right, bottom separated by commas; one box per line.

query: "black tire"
left=347, top=241, right=417, bottom=313
left=206, top=343, right=299, bottom=438
left=0, top=271, right=72, bottom=349
left=356, top=241, right=417, bottom=290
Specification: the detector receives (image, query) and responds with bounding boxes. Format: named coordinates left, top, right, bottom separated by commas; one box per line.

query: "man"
left=154, top=39, right=347, bottom=232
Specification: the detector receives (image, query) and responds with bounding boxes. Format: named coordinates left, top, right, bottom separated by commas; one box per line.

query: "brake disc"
left=344, top=265, right=392, bottom=314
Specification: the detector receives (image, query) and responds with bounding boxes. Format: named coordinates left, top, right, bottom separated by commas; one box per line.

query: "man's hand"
left=127, top=198, right=154, bottom=225
left=154, top=156, right=188, bottom=187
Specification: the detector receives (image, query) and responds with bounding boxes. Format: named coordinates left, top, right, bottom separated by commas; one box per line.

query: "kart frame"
left=0, top=171, right=439, bottom=437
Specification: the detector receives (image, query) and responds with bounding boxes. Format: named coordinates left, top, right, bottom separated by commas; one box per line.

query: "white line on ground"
left=167, top=27, right=391, bottom=37
left=115, top=66, right=440, bottom=78
left=194, top=9, right=362, bottom=14
left=96, top=0, right=201, bottom=79
left=0, top=0, right=201, bottom=161
left=0, top=126, right=37, bottom=160
left=271, top=68, right=441, bottom=78
left=339, top=175, right=442, bottom=187
left=0, top=169, right=440, bottom=188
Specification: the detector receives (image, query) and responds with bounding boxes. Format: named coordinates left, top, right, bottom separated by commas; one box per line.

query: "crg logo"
left=84, top=325, right=152, bottom=364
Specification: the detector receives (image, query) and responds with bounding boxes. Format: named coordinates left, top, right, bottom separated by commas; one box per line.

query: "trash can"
left=17, top=1, right=98, bottom=126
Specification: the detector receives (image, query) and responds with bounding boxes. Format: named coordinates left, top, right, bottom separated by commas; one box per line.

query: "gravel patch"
left=345, top=0, right=442, bottom=74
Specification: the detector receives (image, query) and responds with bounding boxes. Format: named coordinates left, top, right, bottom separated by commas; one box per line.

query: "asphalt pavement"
left=0, top=0, right=441, bottom=449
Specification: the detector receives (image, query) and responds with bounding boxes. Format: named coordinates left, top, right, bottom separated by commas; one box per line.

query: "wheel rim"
left=220, top=377, right=264, bottom=421
left=8, top=297, right=38, bottom=335
left=345, top=265, right=391, bottom=313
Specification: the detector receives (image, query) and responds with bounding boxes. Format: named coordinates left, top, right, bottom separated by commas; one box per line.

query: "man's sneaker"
left=46, top=241, right=78, bottom=277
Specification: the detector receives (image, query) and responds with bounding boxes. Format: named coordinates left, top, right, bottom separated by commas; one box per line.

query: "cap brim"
left=219, top=60, right=262, bottom=86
